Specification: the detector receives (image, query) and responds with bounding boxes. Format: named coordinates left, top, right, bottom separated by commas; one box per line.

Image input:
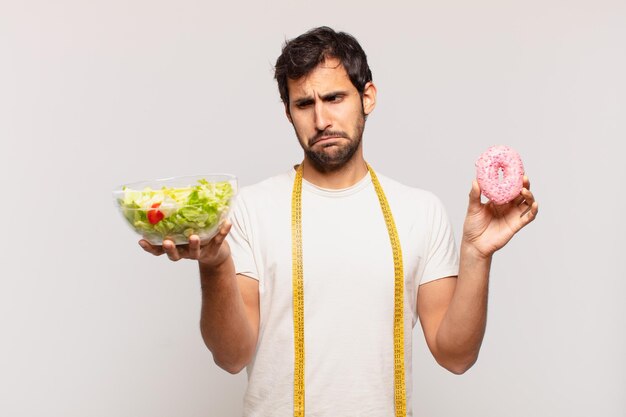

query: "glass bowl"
left=113, top=174, right=237, bottom=245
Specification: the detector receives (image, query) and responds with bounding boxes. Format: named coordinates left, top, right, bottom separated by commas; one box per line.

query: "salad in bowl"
left=114, top=174, right=237, bottom=245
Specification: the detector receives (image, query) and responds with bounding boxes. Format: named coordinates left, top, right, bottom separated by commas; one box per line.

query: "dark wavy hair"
left=274, top=26, right=373, bottom=107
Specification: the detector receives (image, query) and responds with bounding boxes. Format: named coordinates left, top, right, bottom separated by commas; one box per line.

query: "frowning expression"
left=286, top=57, right=376, bottom=171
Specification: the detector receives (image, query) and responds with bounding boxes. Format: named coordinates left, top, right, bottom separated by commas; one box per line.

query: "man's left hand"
left=462, top=175, right=539, bottom=258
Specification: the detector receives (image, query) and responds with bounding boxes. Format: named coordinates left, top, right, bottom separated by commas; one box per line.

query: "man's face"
left=286, top=58, right=375, bottom=172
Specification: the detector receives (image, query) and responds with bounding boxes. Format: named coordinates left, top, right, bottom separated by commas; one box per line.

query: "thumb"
left=212, top=219, right=232, bottom=246
left=467, top=180, right=482, bottom=214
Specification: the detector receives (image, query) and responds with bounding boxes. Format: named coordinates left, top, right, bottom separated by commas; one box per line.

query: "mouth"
left=309, top=134, right=347, bottom=147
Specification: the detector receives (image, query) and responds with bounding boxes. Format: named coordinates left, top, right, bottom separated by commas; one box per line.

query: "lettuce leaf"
left=118, top=179, right=234, bottom=244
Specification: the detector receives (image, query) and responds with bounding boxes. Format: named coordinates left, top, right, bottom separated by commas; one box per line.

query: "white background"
left=1, top=0, right=625, bottom=416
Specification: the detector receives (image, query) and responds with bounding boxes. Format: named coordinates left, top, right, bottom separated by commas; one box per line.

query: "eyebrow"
left=292, top=90, right=349, bottom=107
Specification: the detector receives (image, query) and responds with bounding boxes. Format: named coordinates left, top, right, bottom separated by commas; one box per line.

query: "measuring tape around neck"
left=291, top=163, right=406, bottom=417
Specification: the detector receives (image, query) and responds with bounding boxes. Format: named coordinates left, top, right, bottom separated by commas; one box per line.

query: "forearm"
left=430, top=175, right=537, bottom=373
left=198, top=259, right=256, bottom=374
left=435, top=244, right=492, bottom=373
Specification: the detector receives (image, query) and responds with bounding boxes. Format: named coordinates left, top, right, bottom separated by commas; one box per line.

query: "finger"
left=511, top=176, right=531, bottom=207
left=518, top=188, right=537, bottom=217
left=467, top=180, right=482, bottom=213
left=163, top=239, right=182, bottom=261
left=216, top=220, right=232, bottom=243
left=531, top=201, right=539, bottom=217
left=207, top=220, right=232, bottom=248
left=139, top=239, right=164, bottom=256
left=188, top=235, right=201, bottom=259
left=522, top=186, right=533, bottom=197
left=521, top=201, right=539, bottom=223
left=520, top=187, right=535, bottom=206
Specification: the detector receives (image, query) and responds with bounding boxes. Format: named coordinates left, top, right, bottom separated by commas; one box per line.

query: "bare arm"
left=418, top=177, right=538, bottom=374
left=199, top=266, right=259, bottom=374
left=417, top=251, right=490, bottom=374
left=140, top=221, right=260, bottom=374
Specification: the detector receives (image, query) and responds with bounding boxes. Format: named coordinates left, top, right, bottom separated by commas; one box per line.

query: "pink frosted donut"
left=475, top=145, right=524, bottom=205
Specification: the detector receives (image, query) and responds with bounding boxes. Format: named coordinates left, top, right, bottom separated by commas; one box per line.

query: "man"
left=140, top=26, right=538, bottom=416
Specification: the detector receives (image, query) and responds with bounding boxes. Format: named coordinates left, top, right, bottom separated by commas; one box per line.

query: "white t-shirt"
left=227, top=167, right=459, bottom=417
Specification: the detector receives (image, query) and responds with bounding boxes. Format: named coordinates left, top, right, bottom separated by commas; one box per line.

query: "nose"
left=314, top=101, right=331, bottom=132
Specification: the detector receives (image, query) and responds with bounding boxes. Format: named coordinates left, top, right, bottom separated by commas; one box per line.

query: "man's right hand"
left=139, top=220, right=233, bottom=269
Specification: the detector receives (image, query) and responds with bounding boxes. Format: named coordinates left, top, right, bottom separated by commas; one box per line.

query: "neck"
left=299, top=152, right=368, bottom=189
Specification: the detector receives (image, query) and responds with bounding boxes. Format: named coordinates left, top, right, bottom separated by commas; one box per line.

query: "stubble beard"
left=296, top=113, right=366, bottom=173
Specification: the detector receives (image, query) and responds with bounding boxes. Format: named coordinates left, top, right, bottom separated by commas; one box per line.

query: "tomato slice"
left=147, top=202, right=165, bottom=225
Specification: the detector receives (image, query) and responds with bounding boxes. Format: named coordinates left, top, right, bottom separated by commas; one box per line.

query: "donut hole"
left=475, top=145, right=524, bottom=205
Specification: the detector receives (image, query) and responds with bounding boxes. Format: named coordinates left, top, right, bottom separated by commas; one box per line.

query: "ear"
left=361, top=82, right=377, bottom=116
left=284, top=103, right=293, bottom=124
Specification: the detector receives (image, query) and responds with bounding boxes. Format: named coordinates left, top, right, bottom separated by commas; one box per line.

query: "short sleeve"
left=226, top=193, right=260, bottom=281
left=420, top=196, right=459, bottom=285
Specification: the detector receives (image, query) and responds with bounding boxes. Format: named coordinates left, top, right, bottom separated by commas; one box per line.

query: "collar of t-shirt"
left=288, top=166, right=373, bottom=198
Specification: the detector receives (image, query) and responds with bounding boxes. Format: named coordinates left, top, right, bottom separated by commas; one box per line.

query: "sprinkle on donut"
left=475, top=145, right=525, bottom=205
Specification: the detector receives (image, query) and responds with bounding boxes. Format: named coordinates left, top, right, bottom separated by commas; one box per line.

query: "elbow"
left=437, top=353, right=478, bottom=375
left=444, top=361, right=474, bottom=375
left=213, top=356, right=249, bottom=374
left=210, top=344, right=255, bottom=375
left=202, top=332, right=257, bottom=375
left=217, top=361, right=246, bottom=375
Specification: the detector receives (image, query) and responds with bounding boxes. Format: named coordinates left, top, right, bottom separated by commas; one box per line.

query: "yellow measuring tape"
left=291, top=163, right=406, bottom=417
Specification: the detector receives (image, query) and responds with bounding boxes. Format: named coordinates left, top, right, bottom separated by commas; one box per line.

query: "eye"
left=295, top=100, right=314, bottom=109
left=326, top=94, right=344, bottom=103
